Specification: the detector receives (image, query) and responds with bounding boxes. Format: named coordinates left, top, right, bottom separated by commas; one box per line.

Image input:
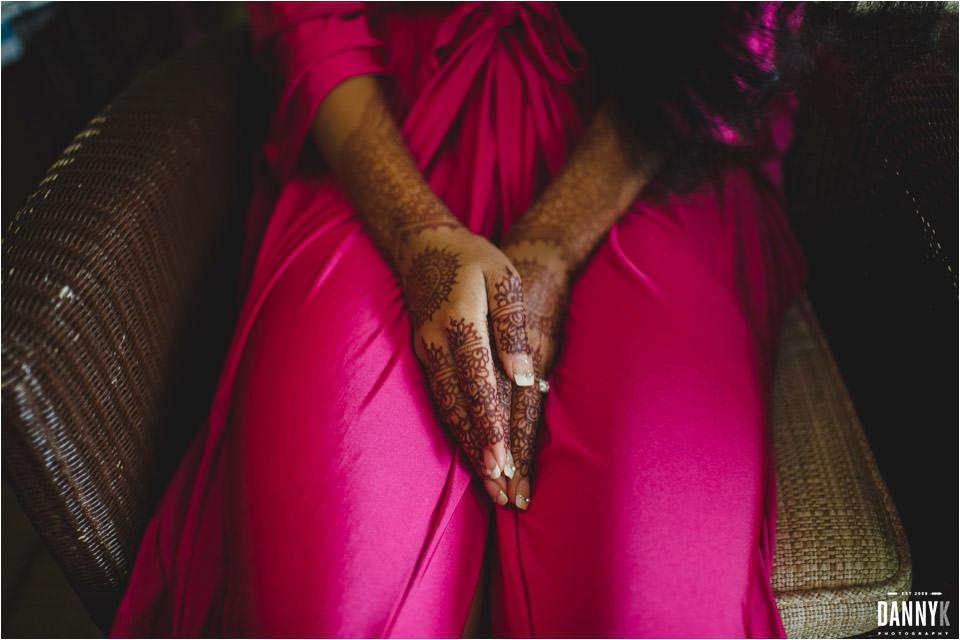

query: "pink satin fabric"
left=110, top=3, right=805, bottom=636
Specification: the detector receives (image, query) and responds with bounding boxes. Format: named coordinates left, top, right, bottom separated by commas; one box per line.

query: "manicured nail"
left=512, top=355, right=534, bottom=386
left=496, top=490, right=508, bottom=506
left=515, top=478, right=531, bottom=510
left=484, top=448, right=503, bottom=480
left=505, top=450, right=516, bottom=476
left=514, top=372, right=535, bottom=387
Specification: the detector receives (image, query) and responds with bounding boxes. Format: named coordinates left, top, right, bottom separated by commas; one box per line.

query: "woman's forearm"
left=309, top=75, right=459, bottom=269
left=503, top=105, right=656, bottom=274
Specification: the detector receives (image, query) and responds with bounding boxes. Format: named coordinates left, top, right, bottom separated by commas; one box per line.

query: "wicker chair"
left=5, top=23, right=950, bottom=637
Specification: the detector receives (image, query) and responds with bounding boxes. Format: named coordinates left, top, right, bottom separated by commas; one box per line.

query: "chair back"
left=2, top=27, right=259, bottom=628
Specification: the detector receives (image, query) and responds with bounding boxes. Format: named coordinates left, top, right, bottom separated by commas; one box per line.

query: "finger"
left=420, top=335, right=509, bottom=505
left=445, top=315, right=509, bottom=479
left=506, top=473, right=532, bottom=511
left=488, top=269, right=535, bottom=387
left=507, top=382, right=541, bottom=510
left=495, top=367, right=518, bottom=479
left=506, top=344, right=544, bottom=510
left=485, top=477, right=509, bottom=507
left=418, top=337, right=485, bottom=474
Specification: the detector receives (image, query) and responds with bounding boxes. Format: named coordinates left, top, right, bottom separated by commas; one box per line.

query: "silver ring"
left=537, top=378, right=550, bottom=393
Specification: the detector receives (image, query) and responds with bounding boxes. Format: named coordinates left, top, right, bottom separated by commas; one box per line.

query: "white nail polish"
left=489, top=464, right=501, bottom=480
left=516, top=493, right=529, bottom=510
left=514, top=372, right=535, bottom=387
left=503, top=462, right=516, bottom=479
left=497, top=490, right=508, bottom=505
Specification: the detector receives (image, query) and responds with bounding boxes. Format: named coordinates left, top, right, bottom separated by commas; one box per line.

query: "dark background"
left=2, top=2, right=246, bottom=231
left=2, top=2, right=957, bottom=637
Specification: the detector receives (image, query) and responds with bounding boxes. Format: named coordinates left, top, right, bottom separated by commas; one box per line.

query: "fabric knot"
left=430, top=2, right=585, bottom=84
left=405, top=0, right=587, bottom=194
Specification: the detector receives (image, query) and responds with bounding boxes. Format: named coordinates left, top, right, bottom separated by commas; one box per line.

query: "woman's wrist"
left=503, top=104, right=654, bottom=273
left=391, top=199, right=463, bottom=268
left=501, top=238, right=573, bottom=289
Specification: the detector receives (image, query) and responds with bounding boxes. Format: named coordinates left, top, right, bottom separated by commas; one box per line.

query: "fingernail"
left=503, top=461, right=516, bottom=479
left=515, top=478, right=531, bottom=510
left=496, top=490, right=508, bottom=506
left=514, top=372, right=535, bottom=387
left=512, top=355, right=534, bottom=386
left=484, top=449, right=503, bottom=480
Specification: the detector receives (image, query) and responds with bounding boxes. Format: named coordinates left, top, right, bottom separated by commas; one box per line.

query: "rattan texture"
left=2, top=29, right=252, bottom=627
left=869, top=58, right=959, bottom=290
left=769, top=297, right=911, bottom=638
left=786, top=49, right=957, bottom=297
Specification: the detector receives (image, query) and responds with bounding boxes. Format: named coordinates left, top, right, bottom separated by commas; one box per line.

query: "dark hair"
left=557, top=2, right=949, bottom=192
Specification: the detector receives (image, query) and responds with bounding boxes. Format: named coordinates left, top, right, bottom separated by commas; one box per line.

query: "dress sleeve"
left=247, top=2, right=388, bottom=181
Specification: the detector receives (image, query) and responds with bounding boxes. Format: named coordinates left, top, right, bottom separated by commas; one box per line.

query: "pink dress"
left=110, top=2, right=805, bottom=636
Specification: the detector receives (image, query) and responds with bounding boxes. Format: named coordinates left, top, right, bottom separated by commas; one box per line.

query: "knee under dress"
left=110, top=3, right=806, bottom=636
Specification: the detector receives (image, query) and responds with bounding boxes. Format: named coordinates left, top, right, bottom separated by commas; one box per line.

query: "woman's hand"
left=495, top=106, right=657, bottom=508
left=397, top=224, right=538, bottom=506
left=496, top=241, right=571, bottom=509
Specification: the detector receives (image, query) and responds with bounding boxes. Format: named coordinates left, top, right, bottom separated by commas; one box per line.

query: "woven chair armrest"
left=2, top=27, right=253, bottom=628
left=770, top=295, right=911, bottom=637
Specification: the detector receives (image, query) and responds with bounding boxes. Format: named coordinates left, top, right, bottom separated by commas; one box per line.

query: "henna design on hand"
left=497, top=258, right=564, bottom=478
left=513, top=258, right=566, bottom=341
left=406, top=246, right=460, bottom=328
left=422, top=338, right=485, bottom=474
left=487, top=321, right=513, bottom=451
left=496, top=367, right=512, bottom=443
left=490, top=271, right=530, bottom=355
left=446, top=317, right=505, bottom=447
left=510, top=350, right=544, bottom=478
left=395, top=200, right=461, bottom=242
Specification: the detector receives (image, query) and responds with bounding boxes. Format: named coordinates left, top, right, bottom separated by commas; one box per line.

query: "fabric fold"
left=111, top=4, right=800, bottom=637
